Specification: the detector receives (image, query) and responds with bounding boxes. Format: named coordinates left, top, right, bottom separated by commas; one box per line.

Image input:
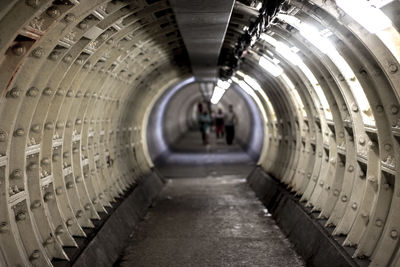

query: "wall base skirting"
left=52, top=170, right=164, bottom=267
left=247, top=167, right=369, bottom=267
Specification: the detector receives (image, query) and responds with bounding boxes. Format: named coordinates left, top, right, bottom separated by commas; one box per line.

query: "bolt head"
left=46, top=6, right=60, bottom=18
left=12, top=44, right=25, bottom=56
left=391, top=230, right=398, bottom=239
left=29, top=250, right=40, bottom=261
left=16, top=212, right=27, bottom=221
left=31, top=47, right=43, bottom=58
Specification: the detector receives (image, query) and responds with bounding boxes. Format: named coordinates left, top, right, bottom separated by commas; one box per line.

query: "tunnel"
left=0, top=0, right=400, bottom=266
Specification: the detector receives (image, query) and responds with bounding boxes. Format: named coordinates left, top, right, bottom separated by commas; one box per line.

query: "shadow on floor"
left=114, top=131, right=304, bottom=266
left=156, top=131, right=256, bottom=178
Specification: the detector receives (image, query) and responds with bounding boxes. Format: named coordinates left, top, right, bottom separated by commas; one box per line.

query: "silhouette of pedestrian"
left=198, top=110, right=211, bottom=145
left=225, top=105, right=237, bottom=145
left=215, top=108, right=225, bottom=139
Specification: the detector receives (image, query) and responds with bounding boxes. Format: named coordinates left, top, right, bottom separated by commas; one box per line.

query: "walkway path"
left=117, top=132, right=304, bottom=266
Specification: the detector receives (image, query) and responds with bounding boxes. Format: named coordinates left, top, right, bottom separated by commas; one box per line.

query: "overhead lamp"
left=336, top=0, right=392, bottom=33
left=259, top=56, right=283, bottom=77
left=210, top=86, right=226, bottom=104
left=217, top=79, right=231, bottom=90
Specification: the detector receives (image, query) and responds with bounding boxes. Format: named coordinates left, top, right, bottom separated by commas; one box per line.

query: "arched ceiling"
left=0, top=0, right=399, bottom=266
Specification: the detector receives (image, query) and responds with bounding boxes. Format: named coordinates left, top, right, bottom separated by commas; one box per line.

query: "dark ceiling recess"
left=218, top=0, right=285, bottom=80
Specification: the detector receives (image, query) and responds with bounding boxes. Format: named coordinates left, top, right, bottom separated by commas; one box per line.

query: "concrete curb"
left=247, top=167, right=368, bottom=267
left=52, top=171, right=164, bottom=267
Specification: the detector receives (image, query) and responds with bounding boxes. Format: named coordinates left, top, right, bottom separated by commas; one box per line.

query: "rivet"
left=92, top=198, right=98, bottom=204
left=376, top=105, right=384, bottom=113
left=341, top=195, right=347, bottom=202
left=46, top=6, right=60, bottom=18
left=100, top=33, right=108, bottom=40
left=348, top=165, right=354, bottom=172
left=76, top=119, right=82, bottom=125
left=12, top=44, right=25, bottom=56
left=369, top=141, right=377, bottom=148
left=389, top=63, right=398, bottom=73
left=56, top=89, right=65, bottom=96
left=66, top=121, right=72, bottom=128
left=75, top=176, right=82, bottom=183
left=14, top=128, right=24, bottom=137
left=29, top=250, right=40, bottom=261
left=351, top=202, right=357, bottom=210
left=84, top=203, right=91, bottom=210
left=76, top=210, right=84, bottom=218
left=390, top=230, right=398, bottom=239
left=99, top=193, right=104, bottom=199
left=79, top=21, right=88, bottom=30
left=63, top=152, right=70, bottom=158
left=64, top=13, right=75, bottom=23
left=10, top=169, right=22, bottom=179
left=55, top=187, right=63, bottom=195
left=66, top=218, right=74, bottom=226
left=66, top=90, right=73, bottom=97
left=359, top=137, right=366, bottom=146
left=76, top=91, right=82, bottom=98
left=333, top=189, right=340, bottom=196
left=31, top=124, right=40, bottom=133
left=56, top=121, right=64, bottom=129
left=376, top=219, right=383, bottom=227
left=41, top=157, right=50, bottom=165
left=384, top=144, right=392, bottom=151
left=66, top=182, right=74, bottom=189
left=16, top=212, right=27, bottom=221
left=49, top=51, right=59, bottom=60
left=45, top=122, right=53, bottom=130
left=43, top=87, right=52, bottom=96
left=367, top=176, right=376, bottom=183
left=318, top=152, right=322, bottom=157
left=31, top=200, right=41, bottom=209
left=44, top=237, right=54, bottom=245
left=352, top=104, right=359, bottom=112
left=106, top=38, right=114, bottom=45
left=0, top=222, right=8, bottom=233
left=8, top=87, right=21, bottom=98
left=307, top=173, right=312, bottom=179
left=31, top=47, right=43, bottom=58
left=63, top=54, right=72, bottom=63
left=391, top=105, right=399, bottom=115
left=0, top=130, right=6, bottom=142
left=52, top=154, right=60, bottom=162
left=44, top=192, right=54, bottom=202
left=55, top=225, right=64, bottom=235
left=339, top=132, right=344, bottom=138
left=26, top=0, right=40, bottom=8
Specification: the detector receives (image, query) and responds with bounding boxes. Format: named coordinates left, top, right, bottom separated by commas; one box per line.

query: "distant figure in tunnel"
left=215, top=108, right=225, bottom=139
left=198, top=110, right=211, bottom=145
left=225, top=105, right=237, bottom=145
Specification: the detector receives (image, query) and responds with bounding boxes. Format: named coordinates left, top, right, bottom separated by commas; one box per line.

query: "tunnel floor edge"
left=247, top=166, right=371, bottom=267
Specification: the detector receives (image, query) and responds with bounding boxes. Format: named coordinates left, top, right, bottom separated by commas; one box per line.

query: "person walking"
left=198, top=110, right=211, bottom=145
left=215, top=108, right=225, bottom=139
left=225, top=105, right=237, bottom=145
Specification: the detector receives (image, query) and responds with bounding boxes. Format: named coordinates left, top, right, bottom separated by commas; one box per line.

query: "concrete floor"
left=116, top=132, right=304, bottom=266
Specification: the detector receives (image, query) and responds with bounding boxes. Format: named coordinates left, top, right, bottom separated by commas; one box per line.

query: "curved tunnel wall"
left=0, top=0, right=400, bottom=266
